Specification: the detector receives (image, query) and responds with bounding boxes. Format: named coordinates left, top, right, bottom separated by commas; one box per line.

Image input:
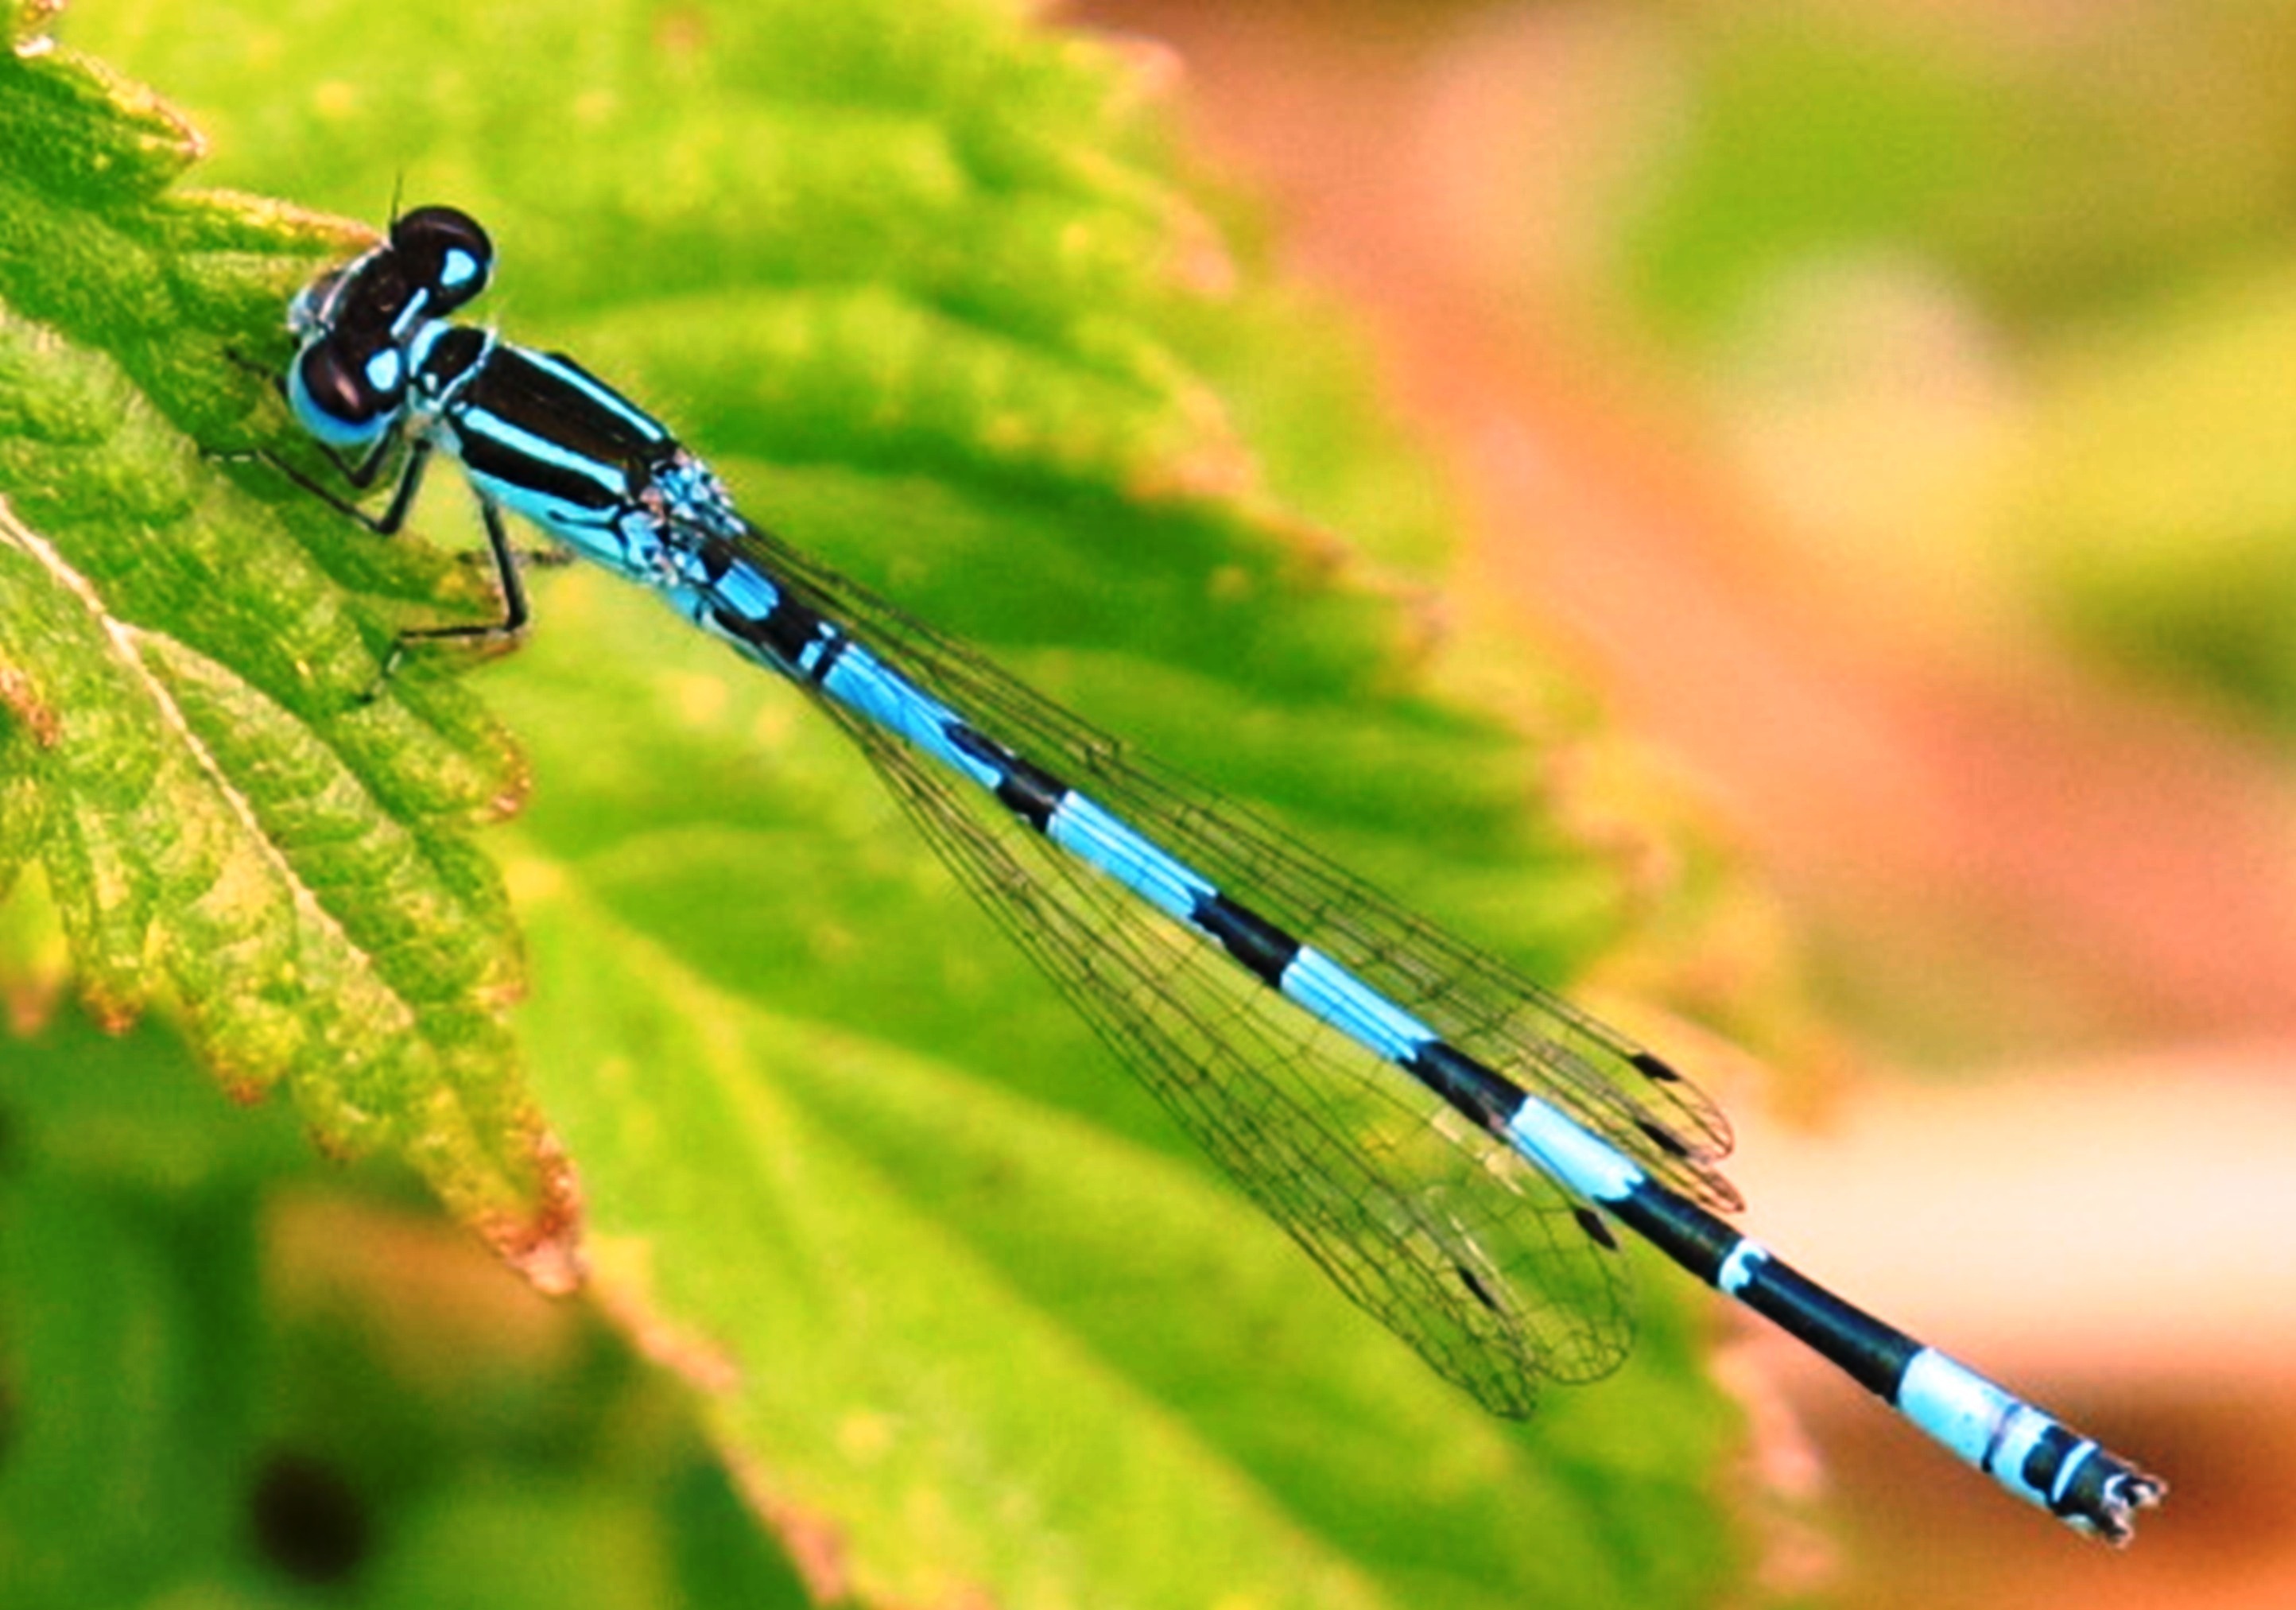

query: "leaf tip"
left=477, top=1127, right=587, bottom=1295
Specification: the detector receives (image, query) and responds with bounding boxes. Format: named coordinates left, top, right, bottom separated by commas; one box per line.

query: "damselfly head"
left=282, top=206, right=496, bottom=449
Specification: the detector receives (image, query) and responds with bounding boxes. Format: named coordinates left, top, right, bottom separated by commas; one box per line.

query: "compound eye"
left=291, top=341, right=391, bottom=440
left=390, top=206, right=494, bottom=312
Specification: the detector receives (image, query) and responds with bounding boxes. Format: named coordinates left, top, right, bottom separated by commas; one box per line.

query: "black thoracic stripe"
left=483, top=346, right=670, bottom=462
left=456, top=414, right=622, bottom=512
left=421, top=322, right=491, bottom=381
left=1402, top=1040, right=1528, bottom=1134
left=1190, top=891, right=1299, bottom=987
left=945, top=725, right=1067, bottom=831
left=1610, top=1181, right=1918, bottom=1399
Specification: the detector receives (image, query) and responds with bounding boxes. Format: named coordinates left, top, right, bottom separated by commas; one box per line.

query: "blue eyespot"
left=363, top=347, right=403, bottom=393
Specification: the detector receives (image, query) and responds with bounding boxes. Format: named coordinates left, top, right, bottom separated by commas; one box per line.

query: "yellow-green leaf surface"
left=1, top=2, right=1744, bottom=1606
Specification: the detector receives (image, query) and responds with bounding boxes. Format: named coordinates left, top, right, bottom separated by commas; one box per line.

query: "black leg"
left=218, top=345, right=541, bottom=698
left=220, top=343, right=286, bottom=394
left=418, top=493, right=529, bottom=640
left=364, top=495, right=532, bottom=695
left=243, top=432, right=430, bottom=536
left=338, top=429, right=406, bottom=495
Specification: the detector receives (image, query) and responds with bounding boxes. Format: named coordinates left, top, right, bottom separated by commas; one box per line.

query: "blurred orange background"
left=1077, top=2, right=2296, bottom=1603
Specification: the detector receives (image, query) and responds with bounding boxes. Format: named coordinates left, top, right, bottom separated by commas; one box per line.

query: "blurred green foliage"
left=1615, top=1, right=2296, bottom=739
left=1, top=1013, right=813, bottom=1608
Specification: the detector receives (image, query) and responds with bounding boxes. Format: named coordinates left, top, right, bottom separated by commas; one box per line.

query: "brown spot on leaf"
left=0, top=665, right=60, bottom=747
left=475, top=1121, right=586, bottom=1296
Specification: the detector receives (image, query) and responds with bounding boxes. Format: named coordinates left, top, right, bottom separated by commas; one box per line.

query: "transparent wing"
left=738, top=518, right=1737, bottom=1208
left=712, top=514, right=1751, bottom=1413
left=816, top=690, right=1633, bottom=1410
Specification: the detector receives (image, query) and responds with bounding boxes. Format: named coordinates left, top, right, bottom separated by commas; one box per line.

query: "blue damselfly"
left=263, top=206, right=2164, bottom=1542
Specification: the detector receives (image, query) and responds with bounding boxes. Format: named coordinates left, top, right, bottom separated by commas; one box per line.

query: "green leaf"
left=0, top=24, right=574, bottom=1269
left=6, top=1, right=1751, bottom=1604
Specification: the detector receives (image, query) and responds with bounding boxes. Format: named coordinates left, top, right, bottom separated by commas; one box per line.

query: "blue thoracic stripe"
left=275, top=204, right=2166, bottom=1546
left=458, top=406, right=626, bottom=495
